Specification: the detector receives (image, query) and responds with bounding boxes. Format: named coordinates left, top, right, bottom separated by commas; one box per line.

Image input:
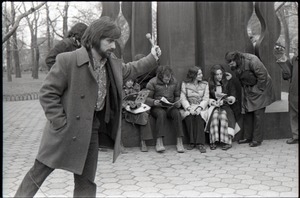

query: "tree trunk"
left=4, top=2, right=12, bottom=82
left=11, top=2, right=21, bottom=78
left=63, top=2, right=69, bottom=38
left=6, top=37, right=12, bottom=82
left=46, top=3, right=51, bottom=52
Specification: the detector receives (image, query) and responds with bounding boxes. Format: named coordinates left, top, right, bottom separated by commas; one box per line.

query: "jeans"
left=15, top=111, right=101, bottom=197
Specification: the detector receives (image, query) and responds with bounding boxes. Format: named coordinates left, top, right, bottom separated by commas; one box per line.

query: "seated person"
left=180, top=66, right=209, bottom=153
left=145, top=65, right=184, bottom=153
left=122, top=78, right=153, bottom=152
left=206, top=64, right=239, bottom=150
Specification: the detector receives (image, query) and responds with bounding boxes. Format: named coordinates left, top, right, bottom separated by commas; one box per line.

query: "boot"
left=140, top=140, right=148, bottom=152
left=156, top=137, right=165, bottom=152
left=176, top=137, right=185, bottom=153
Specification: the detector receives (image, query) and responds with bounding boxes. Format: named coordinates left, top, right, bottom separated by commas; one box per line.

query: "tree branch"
left=2, top=2, right=46, bottom=44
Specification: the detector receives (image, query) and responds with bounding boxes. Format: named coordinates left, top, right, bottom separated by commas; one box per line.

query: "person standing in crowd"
left=206, top=64, right=239, bottom=150
left=14, top=16, right=161, bottom=198
left=122, top=78, right=153, bottom=152
left=225, top=51, right=276, bottom=147
left=180, top=66, right=209, bottom=153
left=145, top=65, right=185, bottom=153
left=274, top=45, right=298, bottom=144
left=45, top=22, right=88, bottom=70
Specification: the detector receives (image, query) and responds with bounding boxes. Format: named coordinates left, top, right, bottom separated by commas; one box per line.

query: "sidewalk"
left=3, top=100, right=299, bottom=197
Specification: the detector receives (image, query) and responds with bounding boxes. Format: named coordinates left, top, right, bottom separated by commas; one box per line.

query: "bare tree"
left=23, top=2, right=46, bottom=79
left=11, top=2, right=22, bottom=78
left=2, top=2, right=45, bottom=44
left=4, top=2, right=12, bottom=82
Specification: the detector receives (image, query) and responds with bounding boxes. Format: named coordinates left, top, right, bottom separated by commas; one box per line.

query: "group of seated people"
left=122, top=61, right=240, bottom=154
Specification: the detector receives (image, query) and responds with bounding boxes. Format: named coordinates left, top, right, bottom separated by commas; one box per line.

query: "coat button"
left=76, top=116, right=80, bottom=120
left=80, top=95, right=85, bottom=99
left=72, top=136, right=77, bottom=141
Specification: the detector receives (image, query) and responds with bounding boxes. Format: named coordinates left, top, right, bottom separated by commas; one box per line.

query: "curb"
left=3, top=92, right=39, bottom=102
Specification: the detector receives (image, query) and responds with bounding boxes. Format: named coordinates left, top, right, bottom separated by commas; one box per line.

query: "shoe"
left=222, top=144, right=232, bottom=150
left=156, top=137, right=165, bottom=152
left=197, top=144, right=206, bottom=153
left=187, top=144, right=195, bottom=150
left=249, top=141, right=261, bottom=147
left=238, top=139, right=252, bottom=144
left=176, top=137, right=185, bottom=153
left=286, top=138, right=298, bottom=144
left=141, top=140, right=148, bottom=152
left=210, top=144, right=217, bottom=150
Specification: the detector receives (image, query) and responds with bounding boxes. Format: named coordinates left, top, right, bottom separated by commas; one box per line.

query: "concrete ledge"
left=122, top=111, right=292, bottom=147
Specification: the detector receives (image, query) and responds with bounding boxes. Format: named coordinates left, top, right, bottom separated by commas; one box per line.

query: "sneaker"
left=286, top=138, right=298, bottom=144
left=249, top=141, right=261, bottom=147
left=187, top=144, right=195, bottom=150
left=141, top=140, right=148, bottom=152
left=156, top=137, right=165, bottom=152
left=176, top=137, right=185, bottom=153
left=222, top=144, right=232, bottom=150
left=197, top=144, right=206, bottom=153
left=210, top=144, right=216, bottom=150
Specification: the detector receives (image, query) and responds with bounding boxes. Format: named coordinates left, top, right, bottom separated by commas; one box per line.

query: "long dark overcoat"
left=37, top=47, right=157, bottom=175
left=239, top=53, right=276, bottom=113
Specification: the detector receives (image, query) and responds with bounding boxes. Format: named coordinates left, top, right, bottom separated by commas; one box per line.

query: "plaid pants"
left=209, top=108, right=232, bottom=145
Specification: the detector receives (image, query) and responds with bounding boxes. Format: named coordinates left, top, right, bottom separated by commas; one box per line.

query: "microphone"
left=146, top=33, right=155, bottom=47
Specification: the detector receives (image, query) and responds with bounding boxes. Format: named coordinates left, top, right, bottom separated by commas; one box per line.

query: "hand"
left=195, top=107, right=202, bottom=115
left=226, top=96, right=236, bottom=105
left=154, top=100, right=162, bottom=107
left=151, top=45, right=162, bottom=60
left=210, top=99, right=217, bottom=107
left=190, top=109, right=197, bottom=115
left=219, top=100, right=224, bottom=106
left=174, top=102, right=181, bottom=108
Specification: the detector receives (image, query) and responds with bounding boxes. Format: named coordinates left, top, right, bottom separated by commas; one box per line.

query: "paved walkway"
left=3, top=100, right=299, bottom=197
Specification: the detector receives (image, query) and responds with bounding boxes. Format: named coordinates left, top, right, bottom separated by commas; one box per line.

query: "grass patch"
left=3, top=72, right=48, bottom=96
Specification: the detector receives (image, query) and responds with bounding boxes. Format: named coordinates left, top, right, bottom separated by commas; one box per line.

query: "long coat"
left=37, top=47, right=157, bottom=175
left=237, top=53, right=276, bottom=113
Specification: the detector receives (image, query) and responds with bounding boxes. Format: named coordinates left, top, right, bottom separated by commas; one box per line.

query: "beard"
left=96, top=47, right=114, bottom=58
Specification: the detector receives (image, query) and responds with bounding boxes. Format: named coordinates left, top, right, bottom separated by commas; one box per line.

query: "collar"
left=76, top=47, right=90, bottom=67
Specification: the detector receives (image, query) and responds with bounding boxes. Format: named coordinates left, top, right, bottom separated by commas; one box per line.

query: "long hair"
left=67, top=22, right=88, bottom=42
left=156, top=65, right=173, bottom=81
left=208, top=64, right=228, bottom=89
left=184, top=66, right=202, bottom=83
left=225, top=51, right=244, bottom=67
left=81, top=16, right=121, bottom=51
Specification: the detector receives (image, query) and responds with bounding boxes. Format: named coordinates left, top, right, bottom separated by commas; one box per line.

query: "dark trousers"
left=139, top=121, right=153, bottom=140
left=151, top=106, right=184, bottom=138
left=14, top=111, right=101, bottom=198
left=289, top=94, right=298, bottom=139
left=243, top=107, right=266, bottom=143
left=184, top=115, right=205, bottom=145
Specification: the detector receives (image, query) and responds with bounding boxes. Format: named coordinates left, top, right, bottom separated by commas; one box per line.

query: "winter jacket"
left=145, top=76, right=181, bottom=106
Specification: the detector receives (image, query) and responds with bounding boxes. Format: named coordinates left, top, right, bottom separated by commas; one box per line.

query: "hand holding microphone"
left=146, top=33, right=161, bottom=60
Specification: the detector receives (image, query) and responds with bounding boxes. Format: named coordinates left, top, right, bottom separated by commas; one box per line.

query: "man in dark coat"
left=45, top=22, right=88, bottom=70
left=225, top=51, right=276, bottom=147
left=274, top=46, right=298, bottom=144
left=14, top=16, right=161, bottom=198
